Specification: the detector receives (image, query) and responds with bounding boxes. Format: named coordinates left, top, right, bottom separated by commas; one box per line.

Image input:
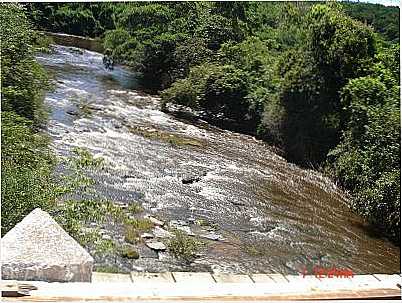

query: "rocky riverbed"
left=36, top=44, right=400, bottom=275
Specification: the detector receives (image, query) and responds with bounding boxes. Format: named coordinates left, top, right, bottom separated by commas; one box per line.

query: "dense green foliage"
left=1, top=4, right=57, bottom=235
left=263, top=4, right=376, bottom=163
left=342, top=2, right=400, bottom=43
left=1, top=112, right=58, bottom=235
left=327, top=44, right=400, bottom=241
left=13, top=2, right=402, bottom=244
left=26, top=3, right=118, bottom=37
left=1, top=4, right=50, bottom=125
left=0, top=5, right=100, bottom=237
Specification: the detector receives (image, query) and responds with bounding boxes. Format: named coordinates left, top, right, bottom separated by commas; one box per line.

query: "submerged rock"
left=169, top=219, right=188, bottom=227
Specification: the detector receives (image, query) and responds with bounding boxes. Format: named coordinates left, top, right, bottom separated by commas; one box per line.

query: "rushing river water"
left=37, top=45, right=400, bottom=275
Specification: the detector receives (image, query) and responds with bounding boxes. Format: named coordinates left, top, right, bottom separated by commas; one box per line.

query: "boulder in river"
left=146, top=241, right=167, bottom=251
left=147, top=216, right=164, bottom=227
left=153, top=226, right=173, bottom=238
left=199, top=232, right=224, bottom=241
left=182, top=176, right=202, bottom=184
left=101, top=234, right=112, bottom=240
left=181, top=171, right=208, bottom=185
left=66, top=110, right=79, bottom=116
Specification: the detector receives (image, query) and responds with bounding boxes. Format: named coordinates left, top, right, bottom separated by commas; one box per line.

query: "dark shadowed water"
left=37, top=45, right=400, bottom=275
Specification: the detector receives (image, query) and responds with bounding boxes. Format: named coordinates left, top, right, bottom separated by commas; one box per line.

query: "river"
left=36, top=45, right=400, bottom=275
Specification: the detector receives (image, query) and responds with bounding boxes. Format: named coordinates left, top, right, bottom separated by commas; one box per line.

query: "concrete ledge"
left=1, top=277, right=401, bottom=301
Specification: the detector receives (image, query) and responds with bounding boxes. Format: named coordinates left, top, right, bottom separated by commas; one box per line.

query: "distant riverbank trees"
left=24, top=2, right=400, bottom=244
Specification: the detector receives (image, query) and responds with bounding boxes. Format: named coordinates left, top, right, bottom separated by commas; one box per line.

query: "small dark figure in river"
left=103, top=48, right=114, bottom=70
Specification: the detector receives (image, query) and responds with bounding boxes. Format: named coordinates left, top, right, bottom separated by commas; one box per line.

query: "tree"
left=262, top=4, right=376, bottom=164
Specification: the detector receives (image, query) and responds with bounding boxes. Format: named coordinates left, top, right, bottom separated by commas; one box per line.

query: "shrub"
left=126, top=218, right=154, bottom=231
left=124, top=225, right=141, bottom=244
left=167, top=230, right=202, bottom=263
left=1, top=112, right=58, bottom=235
left=1, top=4, right=50, bottom=125
left=127, top=202, right=143, bottom=214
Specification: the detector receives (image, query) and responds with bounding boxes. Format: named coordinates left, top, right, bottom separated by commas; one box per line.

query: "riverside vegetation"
left=1, top=4, right=202, bottom=265
left=1, top=0, right=400, bottom=262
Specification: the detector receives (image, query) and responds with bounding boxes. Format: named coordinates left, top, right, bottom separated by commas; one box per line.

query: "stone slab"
left=1, top=208, right=93, bottom=282
left=212, top=273, right=253, bottom=283
left=266, top=273, right=289, bottom=283
left=130, top=272, right=174, bottom=283
left=250, top=274, right=278, bottom=283
left=285, top=274, right=322, bottom=290
left=351, top=274, right=384, bottom=288
left=171, top=272, right=216, bottom=283
left=373, top=274, right=401, bottom=288
left=145, top=241, right=166, bottom=251
left=2, top=277, right=400, bottom=301
left=92, top=272, right=132, bottom=283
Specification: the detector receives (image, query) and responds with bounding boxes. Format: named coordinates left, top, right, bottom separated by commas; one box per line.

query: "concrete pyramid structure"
left=1, top=208, right=93, bottom=282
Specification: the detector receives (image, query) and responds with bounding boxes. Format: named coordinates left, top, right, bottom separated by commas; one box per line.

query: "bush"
left=167, top=230, right=202, bottom=263
left=1, top=112, right=58, bottom=235
left=328, top=72, right=400, bottom=242
left=260, top=4, right=376, bottom=165
left=1, top=6, right=59, bottom=235
left=162, top=63, right=251, bottom=122
left=161, top=78, right=200, bottom=109
left=124, top=225, right=141, bottom=244
left=202, top=65, right=250, bottom=121
left=1, top=4, right=50, bottom=125
left=103, top=28, right=130, bottom=50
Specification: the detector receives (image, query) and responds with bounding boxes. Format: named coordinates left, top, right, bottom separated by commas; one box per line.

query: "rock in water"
left=199, top=232, right=224, bottom=241
left=147, top=216, right=164, bottom=227
left=140, top=232, right=154, bottom=239
left=153, top=226, right=173, bottom=238
left=182, top=176, right=201, bottom=185
left=1, top=208, right=93, bottom=282
left=145, top=241, right=167, bottom=251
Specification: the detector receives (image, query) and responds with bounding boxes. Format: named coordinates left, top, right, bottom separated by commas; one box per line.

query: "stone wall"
left=43, top=31, right=104, bottom=53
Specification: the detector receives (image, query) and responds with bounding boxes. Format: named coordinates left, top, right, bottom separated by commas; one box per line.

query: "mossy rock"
left=126, top=125, right=205, bottom=148
left=120, top=245, right=140, bottom=259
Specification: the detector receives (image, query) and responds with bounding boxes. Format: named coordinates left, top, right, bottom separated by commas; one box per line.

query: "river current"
left=36, top=45, right=400, bottom=275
